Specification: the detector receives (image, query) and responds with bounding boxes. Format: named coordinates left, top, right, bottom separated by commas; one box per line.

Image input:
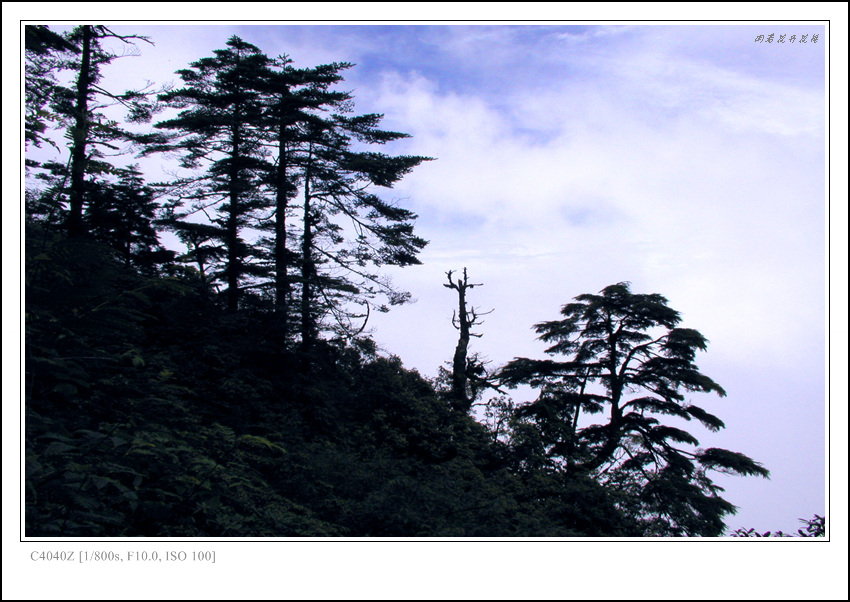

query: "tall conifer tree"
left=499, top=282, right=769, bottom=535
left=257, top=56, right=352, bottom=337
left=254, top=56, right=430, bottom=346
left=291, top=100, right=431, bottom=347
left=147, top=36, right=271, bottom=312
left=47, top=25, right=155, bottom=237
left=146, top=36, right=429, bottom=332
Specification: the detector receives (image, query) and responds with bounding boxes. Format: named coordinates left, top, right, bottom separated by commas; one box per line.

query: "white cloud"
left=365, top=34, right=824, bottom=379
left=362, top=27, right=826, bottom=534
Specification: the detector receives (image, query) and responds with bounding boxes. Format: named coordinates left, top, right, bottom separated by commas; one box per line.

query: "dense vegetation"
left=25, top=26, right=778, bottom=537
left=26, top=226, right=641, bottom=536
left=731, top=515, right=826, bottom=538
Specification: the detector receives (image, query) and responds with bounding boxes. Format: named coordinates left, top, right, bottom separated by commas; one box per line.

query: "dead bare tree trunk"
left=444, top=268, right=489, bottom=413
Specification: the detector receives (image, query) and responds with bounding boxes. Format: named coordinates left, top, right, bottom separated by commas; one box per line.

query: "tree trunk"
left=451, top=279, right=470, bottom=410
left=225, top=116, right=242, bottom=313
left=300, top=145, right=315, bottom=350
left=274, top=118, right=291, bottom=335
left=67, top=25, right=92, bottom=238
left=445, top=268, right=484, bottom=413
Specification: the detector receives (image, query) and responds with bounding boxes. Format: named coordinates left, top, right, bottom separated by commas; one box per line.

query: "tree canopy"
left=142, top=36, right=429, bottom=333
left=499, top=282, right=769, bottom=536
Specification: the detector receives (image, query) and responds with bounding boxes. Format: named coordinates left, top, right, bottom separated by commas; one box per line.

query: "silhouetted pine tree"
left=47, top=25, right=156, bottom=237
left=145, top=36, right=272, bottom=312
left=291, top=100, right=430, bottom=348
left=499, top=282, right=769, bottom=536
left=256, top=56, right=352, bottom=338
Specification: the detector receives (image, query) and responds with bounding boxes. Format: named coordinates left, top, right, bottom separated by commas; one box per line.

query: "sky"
left=71, top=22, right=830, bottom=534
left=5, top=6, right=848, bottom=600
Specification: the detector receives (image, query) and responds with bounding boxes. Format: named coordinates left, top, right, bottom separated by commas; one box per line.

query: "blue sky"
left=72, top=22, right=827, bottom=536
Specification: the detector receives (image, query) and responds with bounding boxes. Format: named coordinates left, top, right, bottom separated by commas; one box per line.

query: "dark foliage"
left=25, top=228, right=639, bottom=536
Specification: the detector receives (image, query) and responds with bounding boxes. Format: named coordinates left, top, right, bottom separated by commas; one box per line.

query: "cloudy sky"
left=21, top=21, right=829, bottom=536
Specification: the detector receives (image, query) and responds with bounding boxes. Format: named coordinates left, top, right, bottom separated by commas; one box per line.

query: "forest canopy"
left=24, top=25, right=783, bottom=538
